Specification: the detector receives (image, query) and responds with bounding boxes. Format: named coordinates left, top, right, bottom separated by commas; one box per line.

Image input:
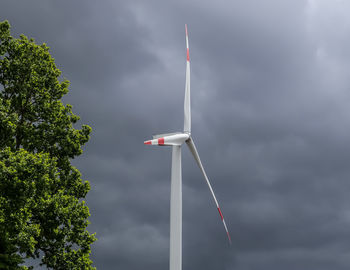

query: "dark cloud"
left=2, top=0, right=350, bottom=269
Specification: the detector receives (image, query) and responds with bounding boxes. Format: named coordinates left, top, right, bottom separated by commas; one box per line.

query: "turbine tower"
left=144, top=25, right=231, bottom=270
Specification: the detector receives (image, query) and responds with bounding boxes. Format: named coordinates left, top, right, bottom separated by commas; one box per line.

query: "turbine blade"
left=184, top=24, right=191, bottom=133
left=144, top=133, right=189, bottom=146
left=186, top=137, right=231, bottom=244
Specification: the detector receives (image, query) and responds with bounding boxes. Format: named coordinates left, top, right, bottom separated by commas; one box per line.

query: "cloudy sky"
left=2, top=0, right=350, bottom=269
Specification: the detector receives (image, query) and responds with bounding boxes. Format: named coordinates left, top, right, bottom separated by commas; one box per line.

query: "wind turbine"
left=144, top=25, right=231, bottom=270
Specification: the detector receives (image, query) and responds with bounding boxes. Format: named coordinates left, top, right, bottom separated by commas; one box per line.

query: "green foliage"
left=0, top=20, right=96, bottom=269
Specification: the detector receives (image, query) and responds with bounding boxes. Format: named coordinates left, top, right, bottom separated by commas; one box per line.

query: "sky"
left=2, top=0, right=350, bottom=269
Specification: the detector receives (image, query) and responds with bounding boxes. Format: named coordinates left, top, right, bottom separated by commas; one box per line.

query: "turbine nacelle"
left=144, top=133, right=190, bottom=146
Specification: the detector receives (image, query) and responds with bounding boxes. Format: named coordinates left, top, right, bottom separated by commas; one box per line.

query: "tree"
left=0, top=20, right=96, bottom=269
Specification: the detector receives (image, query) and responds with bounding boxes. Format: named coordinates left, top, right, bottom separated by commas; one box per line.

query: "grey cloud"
left=2, top=0, right=350, bottom=269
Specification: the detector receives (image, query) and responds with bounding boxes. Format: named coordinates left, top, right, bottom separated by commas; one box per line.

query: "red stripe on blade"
left=187, top=48, right=190, bottom=61
left=158, top=137, right=164, bottom=145
left=144, top=140, right=151, bottom=145
left=217, top=207, right=224, bottom=220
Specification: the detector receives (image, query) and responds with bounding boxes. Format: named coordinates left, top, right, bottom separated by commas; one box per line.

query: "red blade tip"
left=144, top=140, right=152, bottom=145
left=227, top=232, right=232, bottom=245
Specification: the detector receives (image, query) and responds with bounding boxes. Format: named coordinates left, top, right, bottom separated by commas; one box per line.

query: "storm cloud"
left=2, top=0, right=350, bottom=269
